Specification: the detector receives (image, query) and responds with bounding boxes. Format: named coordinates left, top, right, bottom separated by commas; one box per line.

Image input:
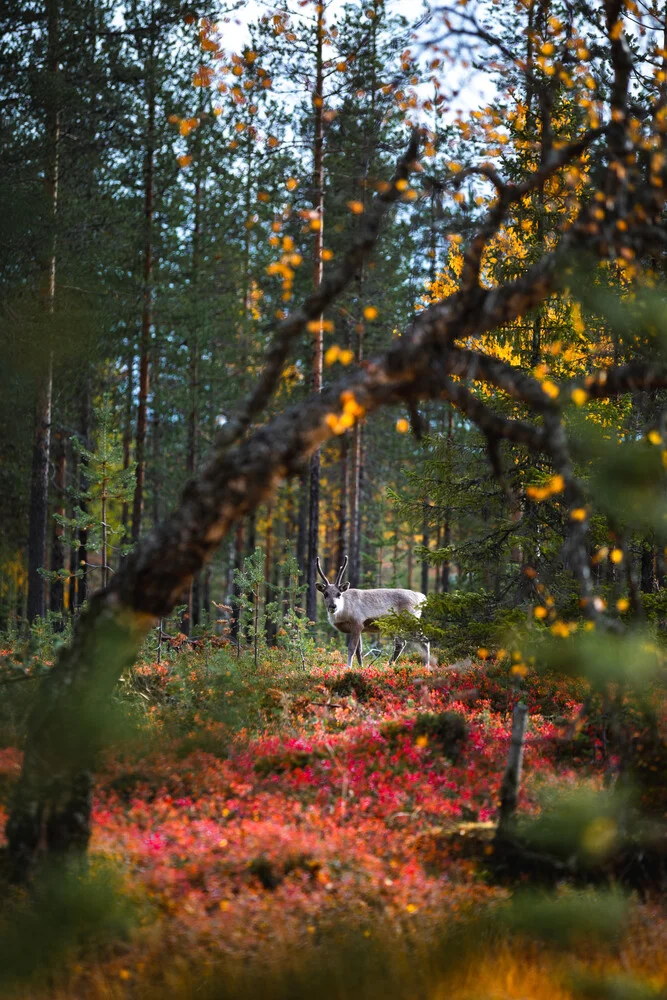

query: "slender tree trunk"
left=497, top=702, right=529, bottom=835
left=640, top=541, right=656, bottom=594
left=202, top=565, right=211, bottom=626
left=77, top=381, right=91, bottom=609
left=441, top=407, right=453, bottom=593
left=244, top=511, right=257, bottom=643
left=27, top=0, right=59, bottom=622
left=407, top=533, right=413, bottom=591
left=297, top=471, right=308, bottom=584
left=150, top=340, right=161, bottom=528
left=264, top=501, right=274, bottom=644
left=349, top=421, right=363, bottom=587
left=337, top=435, right=348, bottom=568
left=27, top=367, right=53, bottom=622
left=68, top=449, right=78, bottom=613
left=421, top=501, right=430, bottom=596
left=306, top=7, right=325, bottom=623
left=131, top=44, right=155, bottom=543
left=121, top=346, right=133, bottom=543
left=230, top=521, right=244, bottom=644
left=50, top=430, right=66, bottom=626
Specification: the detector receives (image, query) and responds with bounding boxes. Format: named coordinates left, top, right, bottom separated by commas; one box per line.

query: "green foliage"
left=378, top=591, right=526, bottom=659
left=234, top=547, right=268, bottom=669
left=44, top=395, right=135, bottom=593
left=527, top=629, right=662, bottom=691
left=0, top=862, right=136, bottom=996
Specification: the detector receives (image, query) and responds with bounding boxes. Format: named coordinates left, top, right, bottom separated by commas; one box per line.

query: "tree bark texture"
left=305, top=7, right=325, bottom=624
left=498, top=702, right=529, bottom=834
left=131, top=45, right=155, bottom=543
left=50, top=430, right=67, bottom=624
left=27, top=0, right=59, bottom=622
left=76, top=381, right=91, bottom=609
left=27, top=363, right=53, bottom=622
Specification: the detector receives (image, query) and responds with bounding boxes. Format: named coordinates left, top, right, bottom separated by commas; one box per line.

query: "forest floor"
left=0, top=642, right=666, bottom=999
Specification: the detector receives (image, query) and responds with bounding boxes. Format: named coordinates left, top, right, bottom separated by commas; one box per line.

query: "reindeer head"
left=316, top=555, right=350, bottom=613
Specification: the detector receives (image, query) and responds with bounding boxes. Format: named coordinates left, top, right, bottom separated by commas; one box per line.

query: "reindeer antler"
left=316, top=557, right=330, bottom=585
left=335, top=555, right=348, bottom=586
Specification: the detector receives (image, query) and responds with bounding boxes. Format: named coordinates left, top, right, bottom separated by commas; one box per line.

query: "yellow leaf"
left=648, top=429, right=662, bottom=445
left=347, top=200, right=364, bottom=214
left=324, top=346, right=340, bottom=365
left=396, top=418, right=409, bottom=433
left=177, top=154, right=193, bottom=168
left=610, top=548, right=623, bottom=564
left=571, top=388, right=588, bottom=406
left=322, top=248, right=334, bottom=261
left=363, top=306, right=378, bottom=320
left=533, top=606, right=547, bottom=619
left=286, top=177, right=298, bottom=191
left=570, top=508, right=587, bottom=521
left=616, top=598, right=630, bottom=612
left=339, top=349, right=353, bottom=365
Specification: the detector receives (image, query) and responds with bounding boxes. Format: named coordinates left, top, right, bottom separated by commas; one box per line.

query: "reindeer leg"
left=389, top=637, right=406, bottom=664
left=355, top=632, right=363, bottom=667
left=347, top=631, right=361, bottom=670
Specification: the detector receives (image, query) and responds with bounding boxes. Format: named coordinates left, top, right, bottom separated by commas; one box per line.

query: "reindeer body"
left=317, top=557, right=430, bottom=668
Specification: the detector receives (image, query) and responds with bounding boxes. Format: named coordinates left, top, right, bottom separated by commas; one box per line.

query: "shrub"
left=382, top=711, right=467, bottom=758
left=326, top=670, right=373, bottom=701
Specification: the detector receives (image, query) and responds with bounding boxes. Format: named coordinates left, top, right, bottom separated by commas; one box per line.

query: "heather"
left=1, top=641, right=665, bottom=998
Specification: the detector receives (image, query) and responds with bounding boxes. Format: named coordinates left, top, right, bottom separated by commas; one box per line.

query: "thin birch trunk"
left=498, top=702, right=529, bottom=834
left=306, top=6, right=325, bottom=623
left=131, top=34, right=155, bottom=542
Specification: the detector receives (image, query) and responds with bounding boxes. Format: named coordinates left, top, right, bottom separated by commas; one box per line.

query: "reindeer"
left=316, top=555, right=431, bottom=669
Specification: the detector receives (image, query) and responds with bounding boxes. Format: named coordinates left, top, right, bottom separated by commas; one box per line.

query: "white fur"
left=327, top=595, right=346, bottom=626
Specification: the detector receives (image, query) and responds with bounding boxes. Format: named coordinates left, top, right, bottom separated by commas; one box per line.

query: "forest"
left=1, top=0, right=667, bottom=995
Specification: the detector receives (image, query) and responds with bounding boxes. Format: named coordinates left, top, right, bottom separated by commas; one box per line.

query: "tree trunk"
left=264, top=501, right=275, bottom=644
left=185, top=136, right=203, bottom=632
left=150, top=340, right=161, bottom=528
left=230, top=521, right=244, bottom=643
left=131, top=47, right=155, bottom=543
left=121, top=346, right=133, bottom=544
left=27, top=365, right=53, bottom=622
left=497, top=702, right=529, bottom=835
left=421, top=503, right=430, bottom=596
left=27, top=0, right=59, bottom=622
left=50, top=431, right=67, bottom=626
left=306, top=7, right=325, bottom=624
left=337, top=434, right=348, bottom=568
left=296, top=470, right=308, bottom=585
left=68, top=449, right=78, bottom=613
left=349, top=423, right=363, bottom=587
left=76, top=381, right=91, bottom=609
left=640, top=541, right=656, bottom=594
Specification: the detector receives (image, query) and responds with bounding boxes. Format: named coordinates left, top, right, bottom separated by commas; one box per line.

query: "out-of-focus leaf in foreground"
left=0, top=861, right=136, bottom=995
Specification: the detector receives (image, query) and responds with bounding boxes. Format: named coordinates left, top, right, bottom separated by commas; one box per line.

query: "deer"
left=316, top=555, right=431, bottom=669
